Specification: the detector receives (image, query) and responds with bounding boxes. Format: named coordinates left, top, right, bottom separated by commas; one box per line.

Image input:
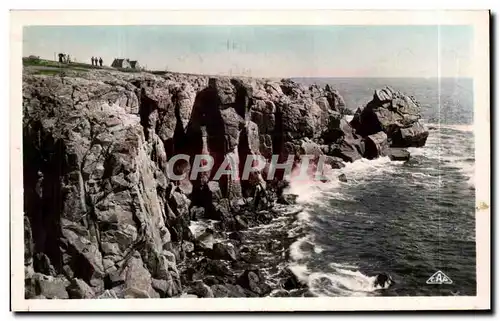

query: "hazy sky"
left=23, top=25, right=473, bottom=78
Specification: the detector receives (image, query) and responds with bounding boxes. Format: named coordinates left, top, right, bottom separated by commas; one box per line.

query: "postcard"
left=10, top=9, right=490, bottom=311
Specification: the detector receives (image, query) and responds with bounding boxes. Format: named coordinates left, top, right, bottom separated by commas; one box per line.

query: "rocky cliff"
left=22, top=67, right=428, bottom=299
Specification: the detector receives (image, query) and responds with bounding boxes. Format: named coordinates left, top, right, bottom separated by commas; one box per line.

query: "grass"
left=31, top=69, right=64, bottom=76
left=23, top=57, right=113, bottom=71
left=24, top=56, right=153, bottom=75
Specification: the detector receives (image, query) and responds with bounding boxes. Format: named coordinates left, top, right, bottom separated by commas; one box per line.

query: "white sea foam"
left=427, top=123, right=474, bottom=133
left=297, top=211, right=311, bottom=223
left=287, top=261, right=381, bottom=297
left=289, top=236, right=312, bottom=260
left=307, top=269, right=378, bottom=297
left=287, top=156, right=400, bottom=206
left=288, top=263, right=310, bottom=283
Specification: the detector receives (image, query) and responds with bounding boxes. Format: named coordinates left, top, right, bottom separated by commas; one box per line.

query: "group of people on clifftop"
left=91, top=57, right=103, bottom=67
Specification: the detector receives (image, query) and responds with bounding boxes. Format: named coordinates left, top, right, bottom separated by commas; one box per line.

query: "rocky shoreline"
left=22, top=66, right=428, bottom=299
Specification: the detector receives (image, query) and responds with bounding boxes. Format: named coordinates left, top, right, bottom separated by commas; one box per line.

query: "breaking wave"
left=283, top=122, right=475, bottom=296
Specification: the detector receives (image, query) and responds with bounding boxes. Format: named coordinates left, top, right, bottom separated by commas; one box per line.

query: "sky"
left=23, top=25, right=473, bottom=78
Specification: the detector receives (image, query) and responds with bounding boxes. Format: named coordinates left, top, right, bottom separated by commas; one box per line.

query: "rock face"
left=22, top=67, right=428, bottom=299
left=351, top=86, right=429, bottom=147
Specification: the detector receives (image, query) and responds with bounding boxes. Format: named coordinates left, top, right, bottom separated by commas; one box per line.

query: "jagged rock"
left=195, top=228, right=215, bottom=251
left=388, top=148, right=411, bottom=161
left=277, top=193, right=298, bottom=205
left=189, top=206, right=205, bottom=221
left=236, top=270, right=271, bottom=296
left=66, top=278, right=96, bottom=299
left=323, top=156, right=345, bottom=169
left=23, top=73, right=183, bottom=300
left=24, top=216, right=34, bottom=266
left=234, top=215, right=248, bottom=231
left=123, top=253, right=159, bottom=298
left=97, top=289, right=118, bottom=299
left=391, top=121, right=429, bottom=147
left=182, top=241, right=194, bottom=253
left=338, top=173, right=348, bottom=183
left=25, top=274, right=70, bottom=299
left=351, top=86, right=429, bottom=147
left=228, top=231, right=244, bottom=242
left=280, top=267, right=306, bottom=291
left=209, top=243, right=237, bottom=261
left=210, top=284, right=253, bottom=298
left=321, top=111, right=343, bottom=144
left=33, top=252, right=56, bottom=276
left=192, top=258, right=234, bottom=284
left=328, top=119, right=364, bottom=162
left=363, top=131, right=389, bottom=159
left=188, top=280, right=214, bottom=298
left=151, top=278, right=176, bottom=298
left=23, top=67, right=428, bottom=300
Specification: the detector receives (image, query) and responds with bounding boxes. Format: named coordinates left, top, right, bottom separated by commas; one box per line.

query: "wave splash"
left=284, top=156, right=403, bottom=296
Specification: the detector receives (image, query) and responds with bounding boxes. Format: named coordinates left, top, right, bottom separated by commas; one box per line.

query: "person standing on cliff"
left=99, top=57, right=103, bottom=67
left=91, top=56, right=95, bottom=66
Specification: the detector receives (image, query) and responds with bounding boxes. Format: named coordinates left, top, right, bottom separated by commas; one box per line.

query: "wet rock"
left=338, top=173, right=348, bottom=182
left=363, top=131, right=389, bottom=159
left=323, top=156, right=345, bottom=169
left=236, top=270, right=272, bottom=296
left=209, top=243, right=237, bottom=261
left=388, top=148, right=411, bottom=161
left=210, top=284, right=252, bottom=297
left=203, top=275, right=219, bottom=286
left=234, top=215, right=248, bottom=231
left=190, top=206, right=205, bottom=221
left=269, top=289, right=290, bottom=297
left=277, top=193, right=298, bottom=205
left=328, top=119, right=364, bottom=162
left=351, top=86, right=429, bottom=147
left=228, top=231, right=244, bottom=242
left=196, top=228, right=215, bottom=251
left=280, top=267, right=306, bottom=291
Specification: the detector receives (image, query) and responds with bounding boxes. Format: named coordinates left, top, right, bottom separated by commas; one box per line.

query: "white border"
left=9, top=10, right=490, bottom=311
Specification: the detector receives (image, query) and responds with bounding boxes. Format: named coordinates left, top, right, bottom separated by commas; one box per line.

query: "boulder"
left=188, top=280, right=214, bottom=298
left=236, top=270, right=272, bottom=296
left=228, top=231, right=244, bottom=242
left=351, top=86, right=429, bottom=147
left=387, top=148, right=411, bottom=161
left=33, top=252, right=56, bottom=276
left=209, top=242, right=237, bottom=261
left=66, top=278, right=96, bottom=299
left=25, top=274, right=70, bottom=299
left=327, top=119, right=364, bottom=162
left=363, top=131, right=389, bottom=159
left=195, top=228, right=215, bottom=251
